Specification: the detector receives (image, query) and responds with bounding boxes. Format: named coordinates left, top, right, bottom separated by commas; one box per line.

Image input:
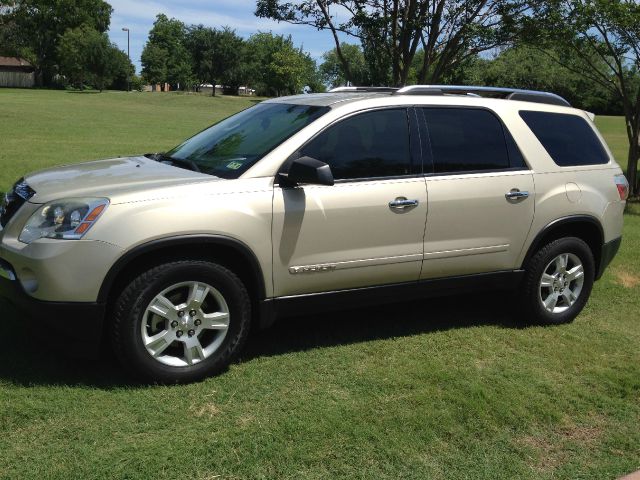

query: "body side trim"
left=289, top=253, right=423, bottom=274
left=423, top=244, right=509, bottom=260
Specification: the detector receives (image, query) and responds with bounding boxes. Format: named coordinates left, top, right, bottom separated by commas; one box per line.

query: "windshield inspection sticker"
left=226, top=160, right=244, bottom=170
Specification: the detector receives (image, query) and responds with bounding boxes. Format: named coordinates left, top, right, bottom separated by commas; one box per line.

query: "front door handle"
left=389, top=197, right=419, bottom=209
left=505, top=189, right=529, bottom=200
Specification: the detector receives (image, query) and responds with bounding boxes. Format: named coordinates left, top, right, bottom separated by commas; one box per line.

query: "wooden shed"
left=0, top=57, right=35, bottom=88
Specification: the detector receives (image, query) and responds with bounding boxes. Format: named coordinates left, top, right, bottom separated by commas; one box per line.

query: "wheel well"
left=524, top=217, right=603, bottom=269
left=100, top=240, right=265, bottom=314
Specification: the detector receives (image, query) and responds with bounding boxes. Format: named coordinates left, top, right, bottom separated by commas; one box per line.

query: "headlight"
left=19, top=198, right=109, bottom=244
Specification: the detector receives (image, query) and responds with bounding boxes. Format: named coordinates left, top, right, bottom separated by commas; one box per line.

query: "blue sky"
left=106, top=0, right=348, bottom=73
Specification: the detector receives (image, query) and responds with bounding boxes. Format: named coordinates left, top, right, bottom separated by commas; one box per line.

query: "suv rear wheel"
left=520, top=237, right=595, bottom=325
left=111, top=260, right=251, bottom=383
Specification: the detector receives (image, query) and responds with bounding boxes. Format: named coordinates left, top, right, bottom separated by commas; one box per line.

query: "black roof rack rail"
left=394, top=85, right=571, bottom=107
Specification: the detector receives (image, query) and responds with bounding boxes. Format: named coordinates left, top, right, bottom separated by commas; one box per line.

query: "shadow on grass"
left=0, top=293, right=522, bottom=388
left=242, top=293, right=522, bottom=361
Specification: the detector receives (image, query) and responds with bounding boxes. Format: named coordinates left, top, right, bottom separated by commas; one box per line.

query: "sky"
left=106, top=0, right=348, bottom=73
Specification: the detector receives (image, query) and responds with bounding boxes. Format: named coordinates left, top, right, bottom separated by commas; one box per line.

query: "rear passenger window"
left=422, top=108, right=515, bottom=173
left=301, top=108, right=412, bottom=180
left=520, top=111, right=609, bottom=166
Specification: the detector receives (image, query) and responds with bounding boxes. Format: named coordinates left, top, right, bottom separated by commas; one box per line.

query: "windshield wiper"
left=145, top=153, right=201, bottom=173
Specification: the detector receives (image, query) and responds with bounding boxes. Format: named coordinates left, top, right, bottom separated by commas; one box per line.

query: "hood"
left=25, top=156, right=220, bottom=203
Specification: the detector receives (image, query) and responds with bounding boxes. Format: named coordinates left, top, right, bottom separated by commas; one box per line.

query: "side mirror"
left=280, top=156, right=334, bottom=187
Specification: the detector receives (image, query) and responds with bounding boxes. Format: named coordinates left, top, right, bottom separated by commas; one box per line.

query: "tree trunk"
left=211, top=81, right=216, bottom=96
left=628, top=130, right=639, bottom=197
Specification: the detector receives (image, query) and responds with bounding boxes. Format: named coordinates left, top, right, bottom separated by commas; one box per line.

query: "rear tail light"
left=614, top=174, right=629, bottom=200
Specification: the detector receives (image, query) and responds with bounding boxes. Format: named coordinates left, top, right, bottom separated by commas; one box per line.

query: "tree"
left=211, top=28, right=245, bottom=94
left=141, top=14, right=192, bottom=90
left=57, top=25, right=92, bottom=88
left=245, top=32, right=320, bottom=96
left=268, top=44, right=308, bottom=95
left=57, top=24, right=133, bottom=92
left=185, top=26, right=245, bottom=95
left=465, top=45, right=621, bottom=114
left=532, top=0, right=640, bottom=196
left=1, top=0, right=112, bottom=85
left=320, top=43, right=370, bottom=87
left=256, top=0, right=532, bottom=87
left=140, top=43, right=168, bottom=87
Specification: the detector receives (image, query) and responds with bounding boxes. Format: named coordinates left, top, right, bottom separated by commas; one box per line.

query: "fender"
left=97, top=234, right=266, bottom=303
left=522, top=214, right=604, bottom=268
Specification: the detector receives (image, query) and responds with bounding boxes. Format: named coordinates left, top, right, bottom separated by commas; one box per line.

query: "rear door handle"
left=505, top=190, right=529, bottom=200
left=389, top=197, right=419, bottom=208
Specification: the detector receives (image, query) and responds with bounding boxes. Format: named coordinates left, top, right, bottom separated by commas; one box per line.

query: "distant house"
left=0, top=57, right=35, bottom=88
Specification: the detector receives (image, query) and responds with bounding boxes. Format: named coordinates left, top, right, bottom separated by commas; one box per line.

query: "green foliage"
left=141, top=14, right=192, bottom=90
left=140, top=43, right=168, bottom=86
left=256, top=0, right=533, bottom=87
left=531, top=0, right=640, bottom=195
left=245, top=32, right=321, bottom=96
left=185, top=26, right=246, bottom=95
left=0, top=0, right=112, bottom=85
left=462, top=46, right=623, bottom=114
left=320, top=43, right=370, bottom=88
left=57, top=24, right=133, bottom=92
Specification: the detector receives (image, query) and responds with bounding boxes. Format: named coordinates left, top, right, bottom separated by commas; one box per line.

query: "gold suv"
left=0, top=86, right=628, bottom=382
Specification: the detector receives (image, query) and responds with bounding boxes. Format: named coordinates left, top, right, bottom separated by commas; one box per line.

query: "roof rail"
left=329, top=86, right=398, bottom=93
left=395, top=85, right=571, bottom=107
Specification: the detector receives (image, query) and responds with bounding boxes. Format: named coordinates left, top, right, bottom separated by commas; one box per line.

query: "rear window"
left=422, top=108, right=517, bottom=173
left=519, top=111, right=609, bottom=166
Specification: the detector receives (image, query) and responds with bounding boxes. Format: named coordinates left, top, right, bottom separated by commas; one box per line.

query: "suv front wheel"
left=111, top=260, right=251, bottom=383
left=520, top=237, right=595, bottom=325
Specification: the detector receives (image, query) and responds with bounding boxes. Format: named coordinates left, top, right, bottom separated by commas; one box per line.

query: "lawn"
left=0, top=89, right=639, bottom=480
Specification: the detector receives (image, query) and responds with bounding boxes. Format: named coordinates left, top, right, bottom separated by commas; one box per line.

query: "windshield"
left=165, top=103, right=330, bottom=179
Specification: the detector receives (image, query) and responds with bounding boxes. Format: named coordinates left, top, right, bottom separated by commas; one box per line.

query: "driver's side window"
left=300, top=108, right=413, bottom=180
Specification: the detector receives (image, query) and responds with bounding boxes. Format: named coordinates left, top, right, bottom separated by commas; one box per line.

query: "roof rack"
left=394, top=85, right=571, bottom=107
left=329, top=86, right=398, bottom=93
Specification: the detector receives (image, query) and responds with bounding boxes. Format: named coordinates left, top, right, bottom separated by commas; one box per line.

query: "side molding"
left=97, top=234, right=266, bottom=303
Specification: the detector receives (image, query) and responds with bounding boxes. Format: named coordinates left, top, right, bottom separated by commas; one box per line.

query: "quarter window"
left=422, top=108, right=513, bottom=173
left=301, top=109, right=412, bottom=180
left=519, top=111, right=609, bottom=166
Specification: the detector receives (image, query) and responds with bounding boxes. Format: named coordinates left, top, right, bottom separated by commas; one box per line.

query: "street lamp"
left=122, top=27, right=130, bottom=91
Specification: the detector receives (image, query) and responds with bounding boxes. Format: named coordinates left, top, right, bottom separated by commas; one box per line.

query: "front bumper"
left=0, top=258, right=105, bottom=358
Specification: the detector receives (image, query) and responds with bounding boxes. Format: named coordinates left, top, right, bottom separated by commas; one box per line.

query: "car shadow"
left=0, top=293, right=524, bottom=388
left=241, top=293, right=523, bottom=361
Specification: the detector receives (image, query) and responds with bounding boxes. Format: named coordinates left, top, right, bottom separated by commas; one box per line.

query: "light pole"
left=122, top=27, right=130, bottom=91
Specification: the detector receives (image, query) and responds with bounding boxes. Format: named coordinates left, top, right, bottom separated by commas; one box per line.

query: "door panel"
left=272, top=178, right=428, bottom=296
left=421, top=170, right=535, bottom=279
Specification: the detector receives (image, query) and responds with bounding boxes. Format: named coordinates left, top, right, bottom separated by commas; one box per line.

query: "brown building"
left=0, top=56, right=35, bottom=88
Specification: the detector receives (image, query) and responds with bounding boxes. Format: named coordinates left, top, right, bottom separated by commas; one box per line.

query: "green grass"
left=0, top=89, right=639, bottom=479
left=595, top=115, right=630, bottom=171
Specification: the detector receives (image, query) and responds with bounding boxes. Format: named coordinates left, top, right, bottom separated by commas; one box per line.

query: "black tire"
left=520, top=237, right=595, bottom=325
left=111, top=260, right=251, bottom=383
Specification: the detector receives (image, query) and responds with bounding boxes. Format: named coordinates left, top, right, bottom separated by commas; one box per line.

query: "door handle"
left=505, top=190, right=529, bottom=200
left=389, top=197, right=419, bottom=208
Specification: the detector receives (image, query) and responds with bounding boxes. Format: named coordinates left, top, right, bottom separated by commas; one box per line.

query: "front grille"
left=0, top=179, right=35, bottom=228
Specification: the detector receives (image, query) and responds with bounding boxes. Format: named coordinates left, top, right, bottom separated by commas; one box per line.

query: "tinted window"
left=301, top=109, right=412, bottom=180
left=166, top=103, right=329, bottom=179
left=520, top=111, right=608, bottom=166
left=423, top=108, right=511, bottom=173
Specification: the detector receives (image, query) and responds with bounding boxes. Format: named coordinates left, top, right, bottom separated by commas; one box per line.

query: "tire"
left=111, top=260, right=251, bottom=383
left=520, top=237, right=595, bottom=325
